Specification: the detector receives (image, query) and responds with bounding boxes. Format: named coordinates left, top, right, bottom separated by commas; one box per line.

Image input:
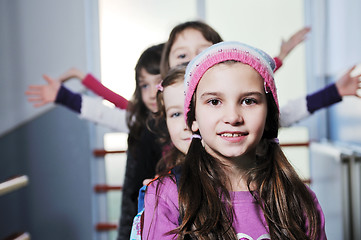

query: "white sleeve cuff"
left=80, top=95, right=129, bottom=133
left=280, top=97, right=310, bottom=128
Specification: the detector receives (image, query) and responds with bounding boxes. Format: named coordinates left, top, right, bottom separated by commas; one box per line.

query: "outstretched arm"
left=25, top=74, right=61, bottom=107
left=307, top=65, right=361, bottom=114
left=25, top=72, right=129, bottom=131
left=57, top=67, right=129, bottom=109
left=274, top=27, right=311, bottom=72
left=280, top=65, right=361, bottom=127
left=277, top=27, right=311, bottom=62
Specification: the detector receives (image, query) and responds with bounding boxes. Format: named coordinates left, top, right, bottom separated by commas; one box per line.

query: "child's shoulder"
left=304, top=184, right=318, bottom=200
left=146, top=175, right=178, bottom=200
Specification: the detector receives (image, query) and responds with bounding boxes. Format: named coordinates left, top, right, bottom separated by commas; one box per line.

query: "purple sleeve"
left=306, top=83, right=342, bottom=113
left=314, top=198, right=327, bottom=240
left=307, top=187, right=327, bottom=239
left=55, top=85, right=82, bottom=113
left=142, top=178, right=179, bottom=240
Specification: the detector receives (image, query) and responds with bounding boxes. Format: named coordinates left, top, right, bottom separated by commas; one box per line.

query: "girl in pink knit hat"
left=142, top=41, right=326, bottom=240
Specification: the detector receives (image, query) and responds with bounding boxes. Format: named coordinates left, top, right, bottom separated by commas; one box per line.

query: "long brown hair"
left=126, top=43, right=164, bottom=156
left=160, top=21, right=223, bottom=78
left=176, top=63, right=321, bottom=239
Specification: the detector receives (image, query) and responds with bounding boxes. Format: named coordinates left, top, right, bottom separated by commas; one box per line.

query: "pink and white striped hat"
left=184, top=41, right=278, bottom=122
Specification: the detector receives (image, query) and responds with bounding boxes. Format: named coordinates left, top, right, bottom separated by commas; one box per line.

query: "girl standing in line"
left=142, top=41, right=326, bottom=239
left=150, top=64, right=191, bottom=176
left=129, top=64, right=191, bottom=239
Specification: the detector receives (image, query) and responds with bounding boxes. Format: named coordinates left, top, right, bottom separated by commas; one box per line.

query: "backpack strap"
left=170, top=165, right=183, bottom=227
left=170, top=165, right=182, bottom=187
left=137, top=185, right=147, bottom=212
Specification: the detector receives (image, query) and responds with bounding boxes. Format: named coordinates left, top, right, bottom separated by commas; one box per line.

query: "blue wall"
left=0, top=106, right=94, bottom=239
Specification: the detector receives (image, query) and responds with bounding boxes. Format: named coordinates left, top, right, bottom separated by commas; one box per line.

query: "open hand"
left=25, top=74, right=61, bottom=107
left=278, top=27, right=311, bottom=61
left=335, top=65, right=361, bottom=97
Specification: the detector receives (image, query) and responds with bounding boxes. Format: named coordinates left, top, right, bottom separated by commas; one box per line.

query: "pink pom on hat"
left=184, top=41, right=278, bottom=122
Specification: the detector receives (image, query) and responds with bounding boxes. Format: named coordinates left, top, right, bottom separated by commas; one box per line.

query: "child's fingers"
left=300, top=27, right=311, bottom=35
left=27, top=97, right=43, bottom=102
left=352, top=73, right=361, bottom=79
left=290, top=27, right=311, bottom=45
left=296, top=27, right=311, bottom=38
left=33, top=102, right=48, bottom=107
left=27, top=98, right=49, bottom=107
left=42, top=74, right=54, bottom=84
left=347, top=65, right=357, bottom=74
left=25, top=90, right=41, bottom=96
left=26, top=85, right=43, bottom=91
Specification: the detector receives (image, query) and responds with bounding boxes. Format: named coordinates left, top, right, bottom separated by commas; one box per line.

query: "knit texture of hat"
left=184, top=41, right=278, bottom=122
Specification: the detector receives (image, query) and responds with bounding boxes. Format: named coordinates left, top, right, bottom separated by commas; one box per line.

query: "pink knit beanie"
left=184, top=41, right=278, bottom=122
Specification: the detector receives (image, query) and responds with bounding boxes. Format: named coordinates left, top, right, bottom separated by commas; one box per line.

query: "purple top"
left=142, top=176, right=327, bottom=240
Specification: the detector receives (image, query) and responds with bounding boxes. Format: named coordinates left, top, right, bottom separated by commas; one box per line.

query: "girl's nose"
left=223, top=105, right=243, bottom=126
left=150, top=84, right=158, bottom=98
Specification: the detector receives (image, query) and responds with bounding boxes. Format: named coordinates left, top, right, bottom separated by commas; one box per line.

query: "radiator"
left=310, top=141, right=361, bottom=240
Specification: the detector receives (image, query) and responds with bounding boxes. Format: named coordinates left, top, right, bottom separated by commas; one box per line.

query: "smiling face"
left=138, top=68, right=162, bottom=113
left=168, top=28, right=213, bottom=68
left=163, top=81, right=192, bottom=154
left=191, top=62, right=268, bottom=162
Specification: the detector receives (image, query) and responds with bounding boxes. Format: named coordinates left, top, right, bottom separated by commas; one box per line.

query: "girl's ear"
left=191, top=120, right=199, bottom=132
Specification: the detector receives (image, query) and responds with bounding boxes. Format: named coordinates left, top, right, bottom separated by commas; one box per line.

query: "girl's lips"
left=218, top=132, right=248, bottom=143
left=218, top=131, right=247, bottom=137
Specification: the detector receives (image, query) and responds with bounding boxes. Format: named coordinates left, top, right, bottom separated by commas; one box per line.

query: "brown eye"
left=242, top=98, right=257, bottom=105
left=208, top=99, right=221, bottom=106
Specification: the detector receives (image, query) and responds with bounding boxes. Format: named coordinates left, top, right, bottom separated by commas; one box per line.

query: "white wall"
left=0, top=0, right=100, bottom=137
left=99, top=0, right=198, bottom=99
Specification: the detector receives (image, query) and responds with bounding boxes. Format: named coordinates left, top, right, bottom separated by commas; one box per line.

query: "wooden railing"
left=3, top=232, right=30, bottom=240
left=1, top=176, right=30, bottom=239
left=0, top=175, right=29, bottom=196
left=280, top=142, right=310, bottom=148
left=94, top=184, right=123, bottom=192
left=95, top=222, right=118, bottom=231
left=92, top=149, right=125, bottom=193
left=93, top=149, right=126, bottom=157
left=93, top=149, right=126, bottom=232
